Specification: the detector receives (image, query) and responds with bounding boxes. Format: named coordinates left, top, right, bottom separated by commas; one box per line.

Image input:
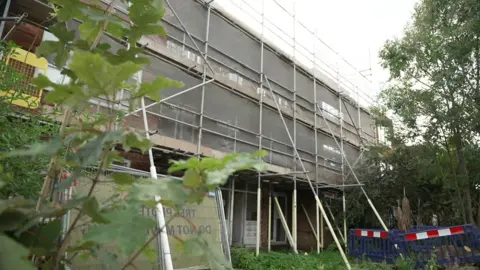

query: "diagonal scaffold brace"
left=316, top=103, right=389, bottom=232
left=263, top=74, right=352, bottom=270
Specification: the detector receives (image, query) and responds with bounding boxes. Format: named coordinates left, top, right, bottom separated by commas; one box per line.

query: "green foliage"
left=376, top=0, right=480, bottom=225
left=345, top=142, right=476, bottom=227
left=231, top=248, right=407, bottom=270
left=0, top=234, right=35, bottom=270
left=0, top=41, right=60, bottom=200
left=0, top=0, right=269, bottom=269
left=83, top=207, right=156, bottom=254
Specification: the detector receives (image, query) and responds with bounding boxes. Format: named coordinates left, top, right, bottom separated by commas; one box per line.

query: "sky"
left=214, top=0, right=418, bottom=108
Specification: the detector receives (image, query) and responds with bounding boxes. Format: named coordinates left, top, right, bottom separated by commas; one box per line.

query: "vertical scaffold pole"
left=267, top=183, right=272, bottom=252
left=196, top=3, right=212, bottom=156
left=255, top=0, right=266, bottom=256
left=264, top=75, right=351, bottom=269
left=291, top=0, right=298, bottom=252
left=337, top=65, right=347, bottom=245
left=312, top=28, right=322, bottom=253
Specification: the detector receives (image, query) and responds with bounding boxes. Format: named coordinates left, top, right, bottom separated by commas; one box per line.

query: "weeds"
left=231, top=247, right=442, bottom=270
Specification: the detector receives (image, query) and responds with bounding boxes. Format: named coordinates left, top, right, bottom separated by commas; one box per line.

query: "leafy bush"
left=0, top=41, right=59, bottom=200
left=231, top=248, right=426, bottom=270
left=232, top=248, right=348, bottom=270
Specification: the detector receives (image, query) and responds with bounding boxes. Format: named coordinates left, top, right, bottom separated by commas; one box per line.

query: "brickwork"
left=120, top=151, right=150, bottom=171
left=260, top=185, right=269, bottom=249
left=296, top=190, right=318, bottom=251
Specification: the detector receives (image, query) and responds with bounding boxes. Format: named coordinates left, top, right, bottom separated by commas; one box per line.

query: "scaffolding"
left=6, top=0, right=390, bottom=269
left=135, top=1, right=387, bottom=269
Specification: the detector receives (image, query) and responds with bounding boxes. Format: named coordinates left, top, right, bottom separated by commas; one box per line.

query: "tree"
left=345, top=143, right=467, bottom=228
left=378, top=0, right=480, bottom=224
left=0, top=0, right=268, bottom=269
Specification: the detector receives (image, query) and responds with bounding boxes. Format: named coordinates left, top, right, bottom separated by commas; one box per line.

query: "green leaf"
left=50, top=0, right=85, bottom=21
left=0, top=234, right=35, bottom=270
left=49, top=22, right=76, bottom=42
left=252, top=149, right=269, bottom=158
left=66, top=240, right=96, bottom=252
left=91, top=247, right=120, bottom=270
left=83, top=197, right=110, bottom=224
left=83, top=208, right=156, bottom=255
left=69, top=50, right=141, bottom=97
left=58, top=196, right=90, bottom=210
left=186, top=191, right=205, bottom=205
left=107, top=47, right=149, bottom=65
left=142, top=245, right=157, bottom=263
left=136, top=77, right=184, bottom=101
left=43, top=83, right=84, bottom=106
left=79, top=252, right=91, bottom=261
left=183, top=238, right=205, bottom=258
left=35, top=22, right=74, bottom=67
left=36, top=41, right=70, bottom=68
left=5, top=136, right=63, bottom=157
left=73, top=130, right=123, bottom=166
left=183, top=169, right=202, bottom=189
left=127, top=0, right=166, bottom=44
left=198, top=157, right=223, bottom=171
left=204, top=153, right=268, bottom=185
left=16, top=219, right=63, bottom=255
left=168, top=157, right=200, bottom=174
left=132, top=179, right=189, bottom=209
left=0, top=209, right=29, bottom=232
left=32, top=74, right=54, bottom=89
left=112, top=173, right=136, bottom=186
left=201, top=237, right=232, bottom=270
left=122, top=132, right=152, bottom=153
left=105, top=22, right=128, bottom=39
left=79, top=20, right=104, bottom=45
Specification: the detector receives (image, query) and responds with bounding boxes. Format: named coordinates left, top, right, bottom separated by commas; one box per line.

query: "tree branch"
left=120, top=212, right=180, bottom=270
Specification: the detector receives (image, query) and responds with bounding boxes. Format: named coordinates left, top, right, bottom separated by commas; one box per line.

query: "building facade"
left=6, top=0, right=380, bottom=267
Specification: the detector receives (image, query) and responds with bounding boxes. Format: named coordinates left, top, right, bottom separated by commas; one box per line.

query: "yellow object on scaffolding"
left=0, top=47, right=48, bottom=109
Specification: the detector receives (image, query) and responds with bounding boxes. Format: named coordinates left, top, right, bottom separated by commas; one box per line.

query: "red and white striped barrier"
left=405, top=226, right=464, bottom=241
left=354, top=230, right=388, bottom=239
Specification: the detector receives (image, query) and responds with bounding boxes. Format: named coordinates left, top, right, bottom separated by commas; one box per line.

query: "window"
left=243, top=193, right=258, bottom=245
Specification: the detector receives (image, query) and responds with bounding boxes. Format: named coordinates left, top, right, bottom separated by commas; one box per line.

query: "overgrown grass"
left=231, top=248, right=427, bottom=270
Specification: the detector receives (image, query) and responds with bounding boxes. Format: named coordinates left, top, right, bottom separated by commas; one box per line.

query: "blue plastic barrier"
left=348, top=224, right=480, bottom=268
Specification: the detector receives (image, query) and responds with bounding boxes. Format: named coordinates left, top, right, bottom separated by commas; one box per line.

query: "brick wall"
left=260, top=185, right=269, bottom=249
left=296, top=190, right=317, bottom=251
left=120, top=151, right=149, bottom=171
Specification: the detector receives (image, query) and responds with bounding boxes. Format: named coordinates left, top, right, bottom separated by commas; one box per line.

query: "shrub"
left=230, top=248, right=427, bottom=270
left=232, top=248, right=349, bottom=270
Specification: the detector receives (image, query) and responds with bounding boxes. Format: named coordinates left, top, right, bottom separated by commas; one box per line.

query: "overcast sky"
left=302, top=0, right=418, bottom=90
left=216, top=0, right=418, bottom=106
